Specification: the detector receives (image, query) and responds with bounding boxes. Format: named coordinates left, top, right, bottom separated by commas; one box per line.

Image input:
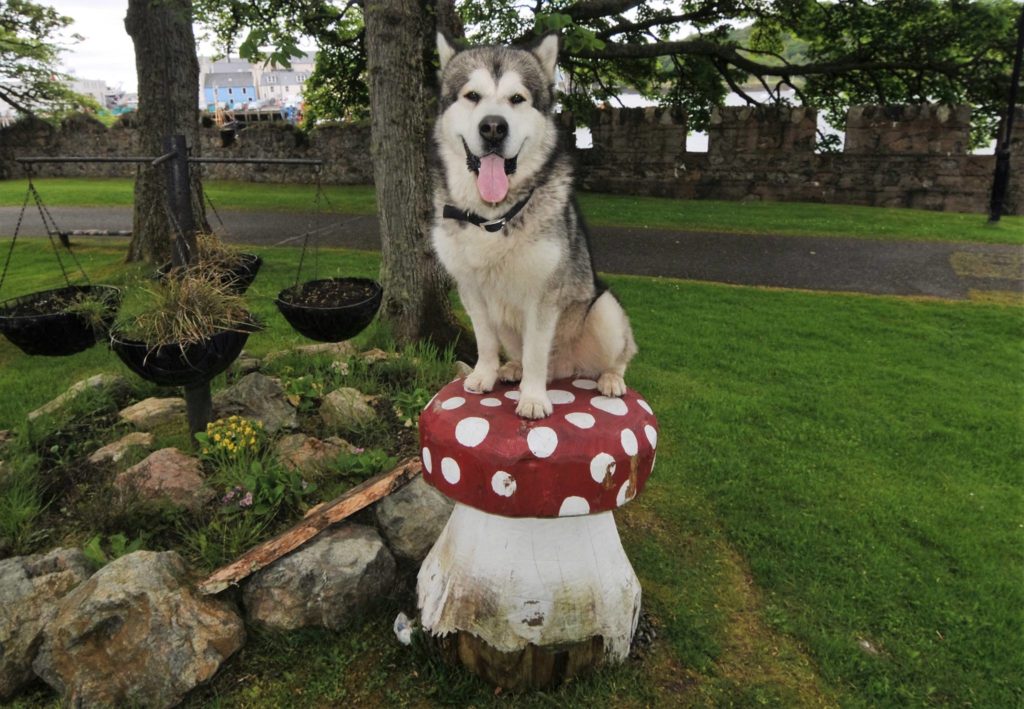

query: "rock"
left=119, top=397, right=186, bottom=431
left=230, top=353, right=262, bottom=377
left=452, top=360, right=473, bottom=379
left=243, top=524, right=395, bottom=631
left=32, top=551, right=245, bottom=709
left=213, top=372, right=297, bottom=434
left=28, top=374, right=131, bottom=422
left=114, top=448, right=212, bottom=512
left=87, top=432, right=155, bottom=466
left=361, top=348, right=392, bottom=364
left=264, top=341, right=357, bottom=364
left=374, top=476, right=454, bottom=562
left=275, top=434, right=360, bottom=475
left=0, top=549, right=92, bottom=700
left=320, top=387, right=377, bottom=431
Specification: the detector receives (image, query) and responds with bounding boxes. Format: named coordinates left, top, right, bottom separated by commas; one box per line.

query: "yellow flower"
left=249, top=437, right=256, bottom=445
left=213, top=433, right=221, bottom=442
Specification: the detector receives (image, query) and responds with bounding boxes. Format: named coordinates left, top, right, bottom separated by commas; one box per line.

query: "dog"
left=431, top=33, right=637, bottom=420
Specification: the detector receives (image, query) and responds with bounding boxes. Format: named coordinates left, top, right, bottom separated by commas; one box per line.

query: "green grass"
left=2, top=177, right=1020, bottom=244
left=0, top=239, right=1020, bottom=707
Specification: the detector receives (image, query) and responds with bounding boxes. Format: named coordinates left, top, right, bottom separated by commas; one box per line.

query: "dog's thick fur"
left=431, top=34, right=637, bottom=419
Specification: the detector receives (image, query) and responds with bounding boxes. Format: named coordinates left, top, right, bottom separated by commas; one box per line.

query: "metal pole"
left=163, top=134, right=211, bottom=440
left=989, top=7, right=1024, bottom=223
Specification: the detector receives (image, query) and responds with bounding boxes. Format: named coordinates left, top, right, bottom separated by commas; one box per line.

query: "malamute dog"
left=431, top=33, right=637, bottom=419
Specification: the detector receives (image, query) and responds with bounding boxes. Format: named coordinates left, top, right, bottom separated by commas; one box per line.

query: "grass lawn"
left=1, top=177, right=1021, bottom=244
left=1, top=239, right=1021, bottom=707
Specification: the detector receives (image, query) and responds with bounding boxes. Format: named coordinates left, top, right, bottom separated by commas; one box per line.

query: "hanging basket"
left=110, top=324, right=256, bottom=388
left=0, top=285, right=122, bottom=357
left=155, top=253, right=263, bottom=295
left=275, top=277, right=382, bottom=343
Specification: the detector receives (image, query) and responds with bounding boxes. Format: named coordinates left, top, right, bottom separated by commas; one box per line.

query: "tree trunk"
left=364, top=0, right=473, bottom=360
left=124, top=0, right=206, bottom=264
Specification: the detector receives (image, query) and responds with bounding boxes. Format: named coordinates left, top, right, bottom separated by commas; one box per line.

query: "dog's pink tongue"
left=476, top=154, right=509, bottom=203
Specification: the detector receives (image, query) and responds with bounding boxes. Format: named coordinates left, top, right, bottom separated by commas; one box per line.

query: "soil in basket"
left=287, top=280, right=376, bottom=308
left=5, top=290, right=91, bottom=317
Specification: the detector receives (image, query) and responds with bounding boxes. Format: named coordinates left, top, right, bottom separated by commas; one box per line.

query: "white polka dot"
left=590, top=452, right=616, bottom=484
left=481, top=397, right=502, bottom=407
left=491, top=471, right=516, bottom=497
left=422, top=447, right=432, bottom=473
left=621, top=429, right=639, bottom=456
left=644, top=425, right=658, bottom=449
left=559, top=496, right=591, bottom=517
left=591, top=396, right=628, bottom=416
left=441, top=457, right=460, bottom=484
left=573, top=379, right=599, bottom=390
left=565, top=412, right=595, bottom=429
left=441, top=396, right=465, bottom=410
left=616, top=479, right=636, bottom=507
left=504, top=390, right=520, bottom=401
left=527, top=427, right=558, bottom=458
left=547, top=389, right=575, bottom=405
left=455, top=417, right=489, bottom=447
left=638, top=399, right=653, bottom=415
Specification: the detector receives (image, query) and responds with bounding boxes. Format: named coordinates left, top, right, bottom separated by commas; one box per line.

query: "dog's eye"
left=510, top=94, right=526, bottom=105
left=464, top=91, right=481, bottom=103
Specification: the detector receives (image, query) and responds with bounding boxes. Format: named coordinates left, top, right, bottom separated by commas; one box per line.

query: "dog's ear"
left=530, top=33, right=560, bottom=82
left=437, top=32, right=458, bottom=71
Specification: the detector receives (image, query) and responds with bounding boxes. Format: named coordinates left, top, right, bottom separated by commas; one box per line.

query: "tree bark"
left=364, top=0, right=473, bottom=360
left=124, top=0, right=206, bottom=263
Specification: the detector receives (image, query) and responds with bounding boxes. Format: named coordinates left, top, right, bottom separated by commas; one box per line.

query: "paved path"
left=2, top=206, right=1021, bottom=301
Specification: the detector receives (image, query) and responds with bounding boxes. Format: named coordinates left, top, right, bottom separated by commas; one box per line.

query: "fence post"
left=163, top=134, right=211, bottom=440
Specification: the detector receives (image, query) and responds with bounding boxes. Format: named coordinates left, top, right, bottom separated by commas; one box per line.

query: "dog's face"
left=435, top=34, right=560, bottom=209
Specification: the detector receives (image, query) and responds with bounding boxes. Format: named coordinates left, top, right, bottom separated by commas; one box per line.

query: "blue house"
left=203, top=72, right=257, bottom=110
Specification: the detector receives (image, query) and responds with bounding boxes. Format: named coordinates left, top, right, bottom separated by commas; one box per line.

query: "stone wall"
left=579, top=104, right=1023, bottom=215
left=0, top=114, right=372, bottom=184
left=2, top=104, right=1020, bottom=214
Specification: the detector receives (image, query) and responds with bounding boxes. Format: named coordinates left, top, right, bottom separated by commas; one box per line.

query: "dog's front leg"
left=516, top=305, right=557, bottom=419
left=461, top=289, right=500, bottom=394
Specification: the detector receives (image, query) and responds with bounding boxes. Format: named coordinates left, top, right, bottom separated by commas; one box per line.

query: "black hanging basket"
left=0, top=285, right=122, bottom=357
left=110, top=325, right=256, bottom=388
left=155, top=253, right=263, bottom=295
left=275, top=277, right=382, bottom=343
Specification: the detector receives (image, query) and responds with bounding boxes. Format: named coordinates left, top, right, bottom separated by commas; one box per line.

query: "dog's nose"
left=478, top=115, right=508, bottom=146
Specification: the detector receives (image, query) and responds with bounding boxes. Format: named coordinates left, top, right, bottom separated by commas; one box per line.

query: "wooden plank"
left=197, top=458, right=422, bottom=595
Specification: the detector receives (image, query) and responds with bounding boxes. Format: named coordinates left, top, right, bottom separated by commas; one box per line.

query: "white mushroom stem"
left=417, top=503, right=642, bottom=660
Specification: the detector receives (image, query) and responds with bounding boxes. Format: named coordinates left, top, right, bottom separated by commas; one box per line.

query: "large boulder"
left=0, top=549, right=92, bottom=700
left=114, top=448, right=211, bottom=512
left=119, top=397, right=186, bottom=431
left=264, top=341, right=356, bottom=364
left=213, top=372, right=297, bottom=434
left=32, top=551, right=245, bottom=709
left=374, top=476, right=454, bottom=563
left=320, top=387, right=377, bottom=431
left=28, top=374, right=131, bottom=422
left=243, top=524, right=395, bottom=631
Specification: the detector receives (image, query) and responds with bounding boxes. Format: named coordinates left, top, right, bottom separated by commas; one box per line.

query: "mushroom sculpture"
left=417, top=376, right=658, bottom=691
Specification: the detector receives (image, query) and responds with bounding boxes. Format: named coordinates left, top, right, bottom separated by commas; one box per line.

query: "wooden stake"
left=197, top=458, right=421, bottom=595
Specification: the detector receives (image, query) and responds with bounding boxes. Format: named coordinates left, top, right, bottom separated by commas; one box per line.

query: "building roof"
left=260, top=71, right=308, bottom=86
left=204, top=72, right=255, bottom=89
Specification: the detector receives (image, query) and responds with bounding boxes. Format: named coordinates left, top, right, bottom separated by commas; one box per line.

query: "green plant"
left=217, top=458, right=317, bottom=518
left=391, top=387, right=432, bottom=428
left=195, top=415, right=266, bottom=466
left=282, top=374, right=327, bottom=412
left=331, top=448, right=395, bottom=480
left=82, top=532, right=148, bottom=569
left=179, top=512, right=271, bottom=570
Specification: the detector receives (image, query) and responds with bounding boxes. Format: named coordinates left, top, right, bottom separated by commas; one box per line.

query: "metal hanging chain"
left=293, top=166, right=323, bottom=287
left=27, top=178, right=93, bottom=288
left=0, top=178, right=33, bottom=294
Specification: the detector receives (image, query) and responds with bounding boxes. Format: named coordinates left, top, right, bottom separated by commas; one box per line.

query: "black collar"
left=443, top=190, right=534, bottom=233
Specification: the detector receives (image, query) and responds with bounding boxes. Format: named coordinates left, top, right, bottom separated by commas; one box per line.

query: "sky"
left=49, top=0, right=220, bottom=94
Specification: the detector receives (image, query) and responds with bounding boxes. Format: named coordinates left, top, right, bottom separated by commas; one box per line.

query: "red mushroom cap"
left=418, top=377, right=657, bottom=518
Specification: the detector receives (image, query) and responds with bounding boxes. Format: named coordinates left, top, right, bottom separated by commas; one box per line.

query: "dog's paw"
left=597, top=371, right=627, bottom=397
left=498, top=360, right=523, bottom=383
left=464, top=368, right=497, bottom=394
left=516, top=393, right=553, bottom=419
